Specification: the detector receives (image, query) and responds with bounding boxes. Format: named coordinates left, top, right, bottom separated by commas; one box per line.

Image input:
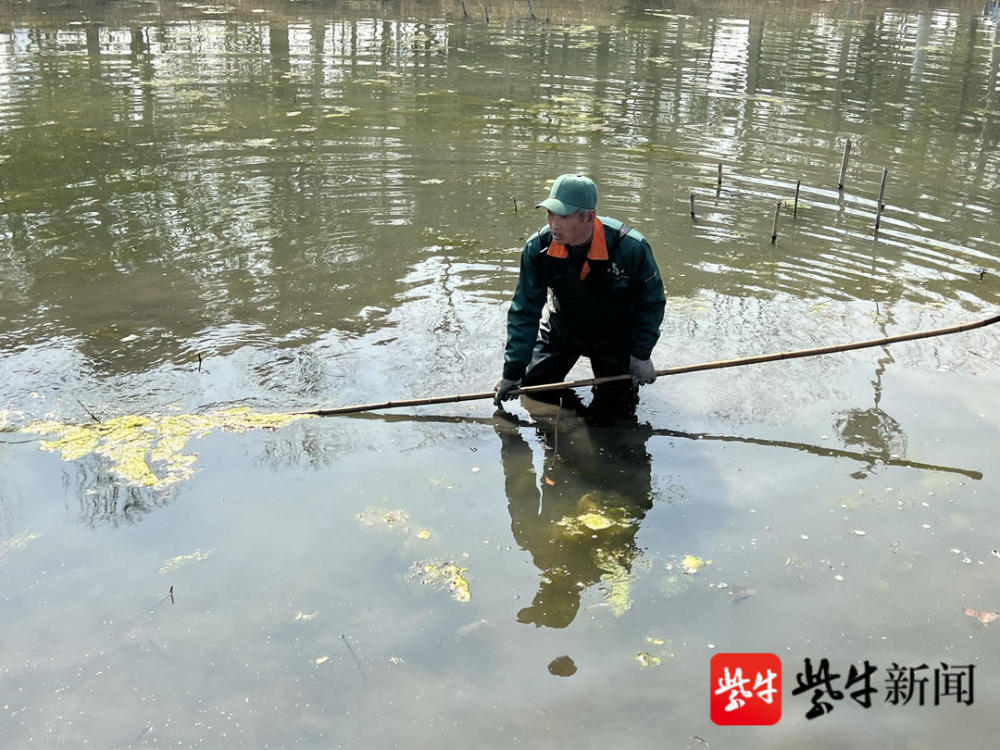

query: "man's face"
left=547, top=209, right=594, bottom=247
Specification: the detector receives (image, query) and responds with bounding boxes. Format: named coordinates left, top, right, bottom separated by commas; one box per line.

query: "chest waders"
left=521, top=220, right=639, bottom=415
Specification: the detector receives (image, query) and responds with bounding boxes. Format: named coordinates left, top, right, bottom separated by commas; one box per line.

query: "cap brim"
left=536, top=198, right=579, bottom=215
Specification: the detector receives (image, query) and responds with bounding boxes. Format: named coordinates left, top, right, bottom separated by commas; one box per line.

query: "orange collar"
left=545, top=217, right=608, bottom=280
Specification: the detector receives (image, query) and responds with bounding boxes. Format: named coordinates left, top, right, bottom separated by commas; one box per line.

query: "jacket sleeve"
left=502, top=234, right=548, bottom=380
left=626, top=236, right=666, bottom=361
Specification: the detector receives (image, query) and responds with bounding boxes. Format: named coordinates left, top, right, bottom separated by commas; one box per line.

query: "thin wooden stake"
left=77, top=399, right=100, bottom=423
left=793, top=180, right=801, bottom=217
left=771, top=200, right=781, bottom=243
left=460, top=0, right=468, bottom=18
left=295, top=313, right=1000, bottom=416
left=552, top=396, right=562, bottom=462
left=484, top=3, right=489, bottom=22
left=512, top=195, right=518, bottom=214
left=716, top=163, right=723, bottom=191
left=874, top=166, right=888, bottom=231
left=689, top=191, right=696, bottom=218
left=527, top=0, right=536, bottom=19
left=838, top=139, right=852, bottom=190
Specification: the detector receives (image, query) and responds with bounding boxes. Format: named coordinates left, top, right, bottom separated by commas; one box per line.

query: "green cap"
left=536, top=174, right=598, bottom=215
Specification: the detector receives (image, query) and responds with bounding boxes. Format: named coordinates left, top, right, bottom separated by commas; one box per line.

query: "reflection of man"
left=494, top=174, right=666, bottom=415
left=495, top=397, right=654, bottom=628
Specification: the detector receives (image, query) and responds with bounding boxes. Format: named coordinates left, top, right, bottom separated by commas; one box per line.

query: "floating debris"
left=315, top=655, right=330, bottom=665
left=556, top=503, right=633, bottom=537
left=635, top=636, right=674, bottom=667
left=409, top=561, right=471, bottom=603
left=159, top=548, right=212, bottom=574
left=682, top=555, right=706, bottom=574
left=356, top=508, right=434, bottom=542
left=558, top=511, right=613, bottom=533
left=22, top=408, right=310, bottom=489
left=547, top=655, right=577, bottom=677
left=294, top=611, right=318, bottom=622
left=634, top=651, right=662, bottom=668
left=964, top=607, right=1000, bottom=626
left=596, top=550, right=633, bottom=616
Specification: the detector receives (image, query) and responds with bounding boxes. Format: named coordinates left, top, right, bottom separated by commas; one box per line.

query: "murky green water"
left=2, top=0, right=1000, bottom=746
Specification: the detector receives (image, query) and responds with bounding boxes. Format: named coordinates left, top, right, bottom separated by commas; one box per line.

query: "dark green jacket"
left=502, top=217, right=666, bottom=380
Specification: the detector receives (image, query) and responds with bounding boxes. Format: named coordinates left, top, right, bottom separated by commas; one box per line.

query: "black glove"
left=493, top=377, right=522, bottom=406
left=629, top=356, right=657, bottom=386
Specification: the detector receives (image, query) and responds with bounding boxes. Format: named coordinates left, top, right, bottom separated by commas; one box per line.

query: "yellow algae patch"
left=556, top=491, right=638, bottom=537
left=556, top=508, right=631, bottom=536
left=578, top=512, right=614, bottom=531
left=682, top=555, right=707, bottom=574
left=634, top=636, right=674, bottom=669
left=409, top=561, right=471, bottom=603
left=21, top=407, right=310, bottom=488
left=356, top=507, right=434, bottom=542
left=634, top=651, right=662, bottom=668
left=159, top=548, right=212, bottom=574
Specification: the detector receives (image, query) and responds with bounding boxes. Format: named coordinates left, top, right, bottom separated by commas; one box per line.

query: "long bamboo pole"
left=295, top=313, right=1000, bottom=416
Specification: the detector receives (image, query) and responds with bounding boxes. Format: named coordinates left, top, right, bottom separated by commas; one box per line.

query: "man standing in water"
left=494, top=174, right=666, bottom=415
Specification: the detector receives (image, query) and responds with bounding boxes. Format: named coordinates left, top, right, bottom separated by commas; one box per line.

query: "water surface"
left=2, top=0, right=1000, bottom=747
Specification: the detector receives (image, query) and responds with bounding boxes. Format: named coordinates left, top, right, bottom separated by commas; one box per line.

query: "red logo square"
left=710, top=653, right=782, bottom=725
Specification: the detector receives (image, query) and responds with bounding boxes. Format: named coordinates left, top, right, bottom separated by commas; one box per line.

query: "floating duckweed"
left=578, top=513, right=614, bottom=530
left=556, top=506, right=631, bottom=536
left=22, top=408, right=310, bottom=488
left=634, top=651, right=662, bottom=668
left=410, top=561, right=471, bottom=603
left=356, top=507, right=435, bottom=542
left=596, top=550, right=633, bottom=617
left=682, top=554, right=706, bottom=574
